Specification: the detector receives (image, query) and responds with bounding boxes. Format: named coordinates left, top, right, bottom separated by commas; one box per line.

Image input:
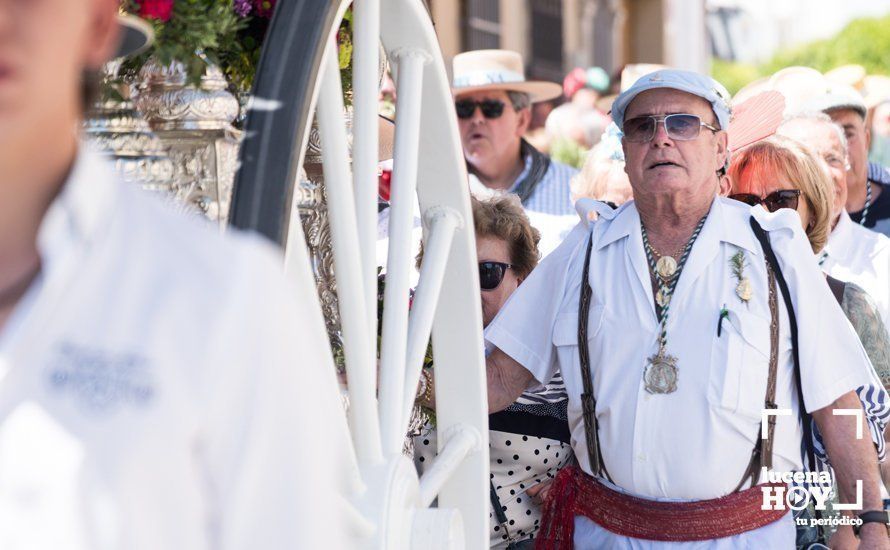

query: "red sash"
left=536, top=466, right=787, bottom=549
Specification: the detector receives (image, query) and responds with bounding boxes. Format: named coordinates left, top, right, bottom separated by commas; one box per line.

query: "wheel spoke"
left=418, top=425, right=482, bottom=507
left=378, top=48, right=431, bottom=456
left=401, top=206, right=461, bottom=430
left=352, top=0, right=381, bottom=346
left=317, top=40, right=383, bottom=465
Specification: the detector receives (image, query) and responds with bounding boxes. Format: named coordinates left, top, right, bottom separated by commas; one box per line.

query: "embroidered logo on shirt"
left=45, top=342, right=156, bottom=414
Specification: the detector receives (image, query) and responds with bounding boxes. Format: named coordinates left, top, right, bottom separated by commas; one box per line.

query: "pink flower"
left=233, top=0, right=252, bottom=17
left=138, top=0, right=175, bottom=22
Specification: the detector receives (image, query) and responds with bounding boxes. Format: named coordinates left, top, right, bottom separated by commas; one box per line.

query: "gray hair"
left=780, top=111, right=848, bottom=154
left=507, top=91, right=531, bottom=111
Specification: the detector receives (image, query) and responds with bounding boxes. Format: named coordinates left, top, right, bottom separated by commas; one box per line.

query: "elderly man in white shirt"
left=778, top=112, right=890, bottom=332
left=0, top=2, right=349, bottom=549
left=483, top=69, right=890, bottom=548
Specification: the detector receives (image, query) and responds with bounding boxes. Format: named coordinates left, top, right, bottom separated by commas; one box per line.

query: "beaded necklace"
left=859, top=180, right=872, bottom=226
left=639, top=214, right=708, bottom=394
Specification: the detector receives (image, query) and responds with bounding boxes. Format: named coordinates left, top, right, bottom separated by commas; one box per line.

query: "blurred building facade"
left=428, top=0, right=708, bottom=82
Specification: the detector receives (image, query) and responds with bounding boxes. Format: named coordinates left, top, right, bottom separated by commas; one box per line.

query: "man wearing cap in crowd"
left=481, top=68, right=889, bottom=548
left=778, top=112, right=890, bottom=334
left=808, top=82, right=890, bottom=236
left=452, top=50, right=579, bottom=223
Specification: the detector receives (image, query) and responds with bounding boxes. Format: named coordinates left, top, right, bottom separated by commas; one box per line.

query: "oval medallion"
left=655, top=288, right=670, bottom=307
left=655, top=256, right=678, bottom=279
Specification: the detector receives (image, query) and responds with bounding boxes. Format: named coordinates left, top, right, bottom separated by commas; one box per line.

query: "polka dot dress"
left=414, top=427, right=571, bottom=548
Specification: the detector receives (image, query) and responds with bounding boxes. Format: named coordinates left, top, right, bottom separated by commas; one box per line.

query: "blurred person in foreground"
left=0, top=2, right=348, bottom=548
left=807, top=83, right=890, bottom=235
left=777, top=112, right=890, bottom=333
left=728, top=136, right=890, bottom=548
left=480, top=69, right=889, bottom=548
left=414, top=195, right=572, bottom=549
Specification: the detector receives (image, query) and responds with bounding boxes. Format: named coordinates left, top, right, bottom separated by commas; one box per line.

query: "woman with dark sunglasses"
left=729, top=137, right=890, bottom=548
left=415, top=195, right=573, bottom=549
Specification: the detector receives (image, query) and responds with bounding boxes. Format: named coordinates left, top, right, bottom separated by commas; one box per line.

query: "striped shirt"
left=508, top=154, right=578, bottom=216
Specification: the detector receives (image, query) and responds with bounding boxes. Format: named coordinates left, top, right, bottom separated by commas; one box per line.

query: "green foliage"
left=121, top=2, right=355, bottom=98
left=710, top=14, right=890, bottom=96
left=710, top=59, right=762, bottom=96
left=549, top=137, right=589, bottom=169
left=763, top=15, right=890, bottom=76
left=122, top=1, right=247, bottom=88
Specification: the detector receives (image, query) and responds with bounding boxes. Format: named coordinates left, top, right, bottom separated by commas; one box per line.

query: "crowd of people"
left=383, top=48, right=890, bottom=549
left=4, top=0, right=890, bottom=546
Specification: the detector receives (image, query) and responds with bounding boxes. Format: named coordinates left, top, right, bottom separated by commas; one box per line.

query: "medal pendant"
left=655, top=288, right=670, bottom=307
left=644, top=349, right=679, bottom=394
left=655, top=256, right=678, bottom=279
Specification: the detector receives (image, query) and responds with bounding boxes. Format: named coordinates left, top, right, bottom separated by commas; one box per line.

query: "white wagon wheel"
left=229, top=1, right=489, bottom=548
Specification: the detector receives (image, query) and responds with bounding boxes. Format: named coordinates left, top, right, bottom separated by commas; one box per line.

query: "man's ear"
left=84, top=0, right=122, bottom=70
left=866, top=126, right=872, bottom=151
left=715, top=131, right=729, bottom=172
left=621, top=139, right=630, bottom=175
left=515, top=107, right=532, bottom=137
left=718, top=174, right=733, bottom=196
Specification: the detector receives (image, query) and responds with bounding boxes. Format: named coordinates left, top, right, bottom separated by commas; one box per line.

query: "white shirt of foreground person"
left=823, top=210, right=890, bottom=332
left=485, top=197, right=876, bottom=548
left=0, top=149, right=350, bottom=550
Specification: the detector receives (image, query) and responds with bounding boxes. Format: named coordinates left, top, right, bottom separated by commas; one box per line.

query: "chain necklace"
left=639, top=214, right=708, bottom=394
left=860, top=180, right=872, bottom=226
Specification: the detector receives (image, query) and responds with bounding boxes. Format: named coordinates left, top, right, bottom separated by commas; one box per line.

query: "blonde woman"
left=729, top=136, right=890, bottom=548
left=570, top=124, right=633, bottom=208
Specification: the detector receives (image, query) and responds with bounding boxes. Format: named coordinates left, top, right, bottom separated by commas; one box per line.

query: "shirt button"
left=637, top=453, right=646, bottom=462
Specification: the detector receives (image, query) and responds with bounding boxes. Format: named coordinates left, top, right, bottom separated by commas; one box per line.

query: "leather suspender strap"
left=578, top=234, right=612, bottom=481
left=733, top=264, right=780, bottom=492
left=748, top=217, right=818, bottom=473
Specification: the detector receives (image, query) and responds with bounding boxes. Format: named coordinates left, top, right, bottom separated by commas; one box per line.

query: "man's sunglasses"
left=622, top=113, right=719, bottom=143
left=728, top=189, right=801, bottom=212
left=455, top=99, right=506, bottom=120
left=479, top=261, right=512, bottom=291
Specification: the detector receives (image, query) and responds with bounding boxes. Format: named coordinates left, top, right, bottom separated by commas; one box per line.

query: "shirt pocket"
left=709, top=308, right=773, bottom=420
left=551, top=307, right=606, bottom=349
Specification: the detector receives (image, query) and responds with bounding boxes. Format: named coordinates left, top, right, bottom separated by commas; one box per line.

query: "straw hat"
left=116, top=14, right=154, bottom=59
left=863, top=75, right=890, bottom=109
left=732, top=76, right=770, bottom=106
left=825, top=64, right=867, bottom=90
left=767, top=66, right=830, bottom=115
left=451, top=50, right=562, bottom=103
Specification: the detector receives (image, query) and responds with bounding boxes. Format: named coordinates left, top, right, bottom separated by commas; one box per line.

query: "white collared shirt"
left=823, top=211, right=890, bottom=332
left=486, top=197, right=874, bottom=502
left=0, top=149, right=349, bottom=549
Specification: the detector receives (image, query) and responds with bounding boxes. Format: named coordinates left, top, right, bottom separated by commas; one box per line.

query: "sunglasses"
left=455, top=99, right=506, bottom=120
left=479, top=261, right=513, bottom=291
left=728, top=189, right=801, bottom=212
left=622, top=113, right=719, bottom=143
